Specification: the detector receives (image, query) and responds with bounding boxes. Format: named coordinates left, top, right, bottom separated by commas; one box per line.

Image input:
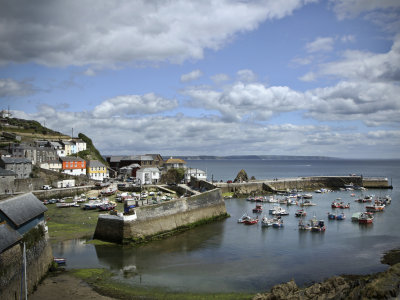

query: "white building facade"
left=136, top=167, right=160, bottom=185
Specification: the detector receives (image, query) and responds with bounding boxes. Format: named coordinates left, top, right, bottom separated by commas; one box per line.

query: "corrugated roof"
left=0, top=223, right=22, bottom=253
left=0, top=193, right=47, bottom=227
left=1, top=157, right=32, bottom=164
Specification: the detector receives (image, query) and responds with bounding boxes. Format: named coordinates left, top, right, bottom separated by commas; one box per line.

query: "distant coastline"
left=175, top=155, right=339, bottom=161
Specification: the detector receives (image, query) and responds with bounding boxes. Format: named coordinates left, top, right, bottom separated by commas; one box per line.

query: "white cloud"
left=181, top=70, right=203, bottom=82
left=299, top=72, right=316, bottom=82
left=13, top=107, right=400, bottom=158
left=0, top=0, right=312, bottom=67
left=236, top=69, right=258, bottom=82
left=340, top=35, right=355, bottom=43
left=211, top=73, right=230, bottom=83
left=330, top=0, right=400, bottom=20
left=92, top=93, right=178, bottom=118
left=0, top=78, right=35, bottom=97
left=185, top=82, right=307, bottom=121
left=319, top=35, right=400, bottom=81
left=305, top=37, right=334, bottom=53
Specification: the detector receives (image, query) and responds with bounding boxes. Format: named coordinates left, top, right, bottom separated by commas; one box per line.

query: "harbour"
left=51, top=158, right=400, bottom=294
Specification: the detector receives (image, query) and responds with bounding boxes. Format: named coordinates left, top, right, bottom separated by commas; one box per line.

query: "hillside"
left=0, top=117, right=107, bottom=166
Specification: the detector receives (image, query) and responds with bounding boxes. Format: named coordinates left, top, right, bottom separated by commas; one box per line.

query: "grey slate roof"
left=109, top=156, right=124, bottom=163
left=88, top=160, right=105, bottom=168
left=59, top=156, right=85, bottom=162
left=1, top=157, right=32, bottom=164
left=0, top=193, right=47, bottom=227
left=0, top=223, right=22, bottom=253
left=0, top=167, right=16, bottom=176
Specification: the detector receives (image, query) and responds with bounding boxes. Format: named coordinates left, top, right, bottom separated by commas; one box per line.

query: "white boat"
left=238, top=213, right=251, bottom=223
left=269, top=205, right=289, bottom=216
left=261, top=216, right=274, bottom=227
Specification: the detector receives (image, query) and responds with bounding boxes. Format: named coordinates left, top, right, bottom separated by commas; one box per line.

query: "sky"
left=0, top=0, right=399, bottom=159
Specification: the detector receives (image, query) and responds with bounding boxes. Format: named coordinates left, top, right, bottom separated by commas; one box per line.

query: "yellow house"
left=87, top=160, right=109, bottom=181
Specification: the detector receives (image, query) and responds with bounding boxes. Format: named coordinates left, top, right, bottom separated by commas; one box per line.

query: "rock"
left=234, top=169, right=248, bottom=183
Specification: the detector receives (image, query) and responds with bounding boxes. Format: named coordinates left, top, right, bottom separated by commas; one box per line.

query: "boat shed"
left=0, top=193, right=47, bottom=235
left=0, top=222, right=22, bottom=253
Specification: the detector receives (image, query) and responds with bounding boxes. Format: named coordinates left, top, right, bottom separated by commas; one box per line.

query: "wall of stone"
left=0, top=237, right=53, bottom=299
left=94, top=188, right=227, bottom=244
left=0, top=176, right=15, bottom=194
left=33, top=186, right=93, bottom=200
left=363, top=178, right=392, bottom=189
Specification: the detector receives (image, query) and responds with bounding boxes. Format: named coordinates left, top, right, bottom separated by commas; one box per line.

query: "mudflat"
left=30, top=272, right=115, bottom=300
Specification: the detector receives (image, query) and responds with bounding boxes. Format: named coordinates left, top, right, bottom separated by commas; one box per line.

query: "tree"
left=161, top=168, right=186, bottom=184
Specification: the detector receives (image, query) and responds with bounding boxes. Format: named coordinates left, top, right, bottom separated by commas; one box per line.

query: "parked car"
left=42, top=185, right=52, bottom=190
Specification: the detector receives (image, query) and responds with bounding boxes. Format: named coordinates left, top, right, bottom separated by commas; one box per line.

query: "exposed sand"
left=30, top=272, right=115, bottom=300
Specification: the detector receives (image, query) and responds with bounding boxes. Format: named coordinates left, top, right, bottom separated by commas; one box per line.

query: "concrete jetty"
left=214, top=176, right=392, bottom=194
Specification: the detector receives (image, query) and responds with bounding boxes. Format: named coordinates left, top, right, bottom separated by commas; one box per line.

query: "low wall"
left=363, top=178, right=392, bottom=189
left=0, top=236, right=53, bottom=299
left=215, top=176, right=384, bottom=194
left=94, top=188, right=227, bottom=244
left=32, top=186, right=93, bottom=200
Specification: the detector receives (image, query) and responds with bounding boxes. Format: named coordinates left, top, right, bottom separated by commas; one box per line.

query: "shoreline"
left=29, top=249, right=400, bottom=300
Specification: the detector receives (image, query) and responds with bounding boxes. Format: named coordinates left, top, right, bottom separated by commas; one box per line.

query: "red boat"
left=358, top=212, right=374, bottom=224
left=366, top=204, right=385, bottom=212
left=252, top=204, right=263, bottom=213
left=244, top=216, right=259, bottom=225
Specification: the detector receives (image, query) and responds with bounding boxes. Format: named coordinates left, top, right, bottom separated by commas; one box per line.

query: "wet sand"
left=30, top=272, right=115, bottom=300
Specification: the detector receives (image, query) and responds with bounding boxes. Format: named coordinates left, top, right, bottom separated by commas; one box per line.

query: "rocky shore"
left=253, top=249, right=400, bottom=300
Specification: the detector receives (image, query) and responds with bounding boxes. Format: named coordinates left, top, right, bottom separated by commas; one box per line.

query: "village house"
left=39, top=159, right=62, bottom=172
left=72, top=139, right=87, bottom=153
left=0, top=167, right=17, bottom=194
left=119, top=163, right=141, bottom=178
left=136, top=167, right=161, bottom=185
left=164, top=157, right=187, bottom=170
left=60, top=156, right=86, bottom=176
left=0, top=193, right=47, bottom=235
left=61, top=140, right=74, bottom=155
left=49, top=141, right=66, bottom=157
left=0, top=157, right=32, bottom=179
left=185, top=168, right=207, bottom=182
left=87, top=160, right=109, bottom=181
left=10, top=143, right=57, bottom=165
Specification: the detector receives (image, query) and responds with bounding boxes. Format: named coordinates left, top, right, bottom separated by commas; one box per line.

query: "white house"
left=39, top=160, right=62, bottom=172
left=185, top=168, right=207, bottom=182
left=73, top=139, right=87, bottom=153
left=136, top=167, right=160, bottom=185
left=49, top=141, right=66, bottom=157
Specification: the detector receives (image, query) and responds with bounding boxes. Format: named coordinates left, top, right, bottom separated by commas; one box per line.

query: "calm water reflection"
left=53, top=187, right=399, bottom=293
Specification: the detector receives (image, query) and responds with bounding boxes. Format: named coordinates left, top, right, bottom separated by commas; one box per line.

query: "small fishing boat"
left=295, top=209, right=306, bottom=217
left=272, top=217, right=283, bottom=228
left=261, top=216, right=274, bottom=227
left=310, top=217, right=326, bottom=232
left=243, top=216, right=259, bottom=225
left=327, top=212, right=336, bottom=220
left=252, top=203, right=263, bottom=213
left=286, top=198, right=298, bottom=206
left=238, top=213, right=251, bottom=223
left=298, top=218, right=311, bottom=230
left=300, top=199, right=316, bottom=207
left=339, top=202, right=350, bottom=209
left=358, top=212, right=374, bottom=224
left=366, top=204, right=385, bottom=212
left=53, top=258, right=66, bottom=265
left=270, top=206, right=289, bottom=216
left=336, top=212, right=346, bottom=220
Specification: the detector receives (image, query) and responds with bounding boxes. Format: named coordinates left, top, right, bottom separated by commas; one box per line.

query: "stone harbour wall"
left=0, top=237, right=53, bottom=299
left=94, top=188, right=227, bottom=244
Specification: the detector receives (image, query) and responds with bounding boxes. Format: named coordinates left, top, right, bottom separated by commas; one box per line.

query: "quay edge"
left=215, top=176, right=392, bottom=195
left=93, top=188, right=227, bottom=244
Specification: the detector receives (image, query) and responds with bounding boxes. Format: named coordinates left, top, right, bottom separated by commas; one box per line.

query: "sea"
left=52, top=159, right=400, bottom=293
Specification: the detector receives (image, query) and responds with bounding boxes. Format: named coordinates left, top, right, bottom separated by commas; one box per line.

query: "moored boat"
left=252, top=203, right=263, bottom=213
left=238, top=213, right=251, bottom=223
left=358, top=212, right=374, bottom=224
left=295, top=209, right=306, bottom=217
left=365, top=204, right=385, bottom=212
left=298, top=218, right=311, bottom=230
left=243, top=216, right=259, bottom=225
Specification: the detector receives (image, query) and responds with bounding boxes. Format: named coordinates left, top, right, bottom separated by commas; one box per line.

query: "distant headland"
left=174, top=155, right=339, bottom=160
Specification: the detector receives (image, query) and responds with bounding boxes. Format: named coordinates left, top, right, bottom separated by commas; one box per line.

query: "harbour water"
left=52, top=159, right=400, bottom=293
